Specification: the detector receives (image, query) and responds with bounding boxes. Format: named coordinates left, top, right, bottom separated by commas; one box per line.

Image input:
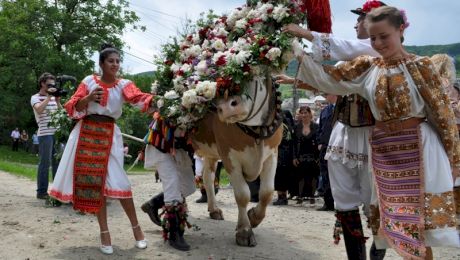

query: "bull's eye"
left=230, top=100, right=238, bottom=107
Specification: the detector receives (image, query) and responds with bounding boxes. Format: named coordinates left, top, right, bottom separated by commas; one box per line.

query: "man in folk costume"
left=194, top=155, right=222, bottom=203
left=280, top=1, right=389, bottom=259
left=141, top=112, right=195, bottom=251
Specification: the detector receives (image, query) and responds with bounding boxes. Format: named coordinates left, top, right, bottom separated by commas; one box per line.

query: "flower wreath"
left=151, top=0, right=307, bottom=130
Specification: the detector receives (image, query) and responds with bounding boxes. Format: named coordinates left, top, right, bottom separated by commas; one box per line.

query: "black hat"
left=351, top=1, right=387, bottom=16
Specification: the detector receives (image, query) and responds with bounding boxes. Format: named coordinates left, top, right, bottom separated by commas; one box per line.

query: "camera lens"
left=47, top=83, right=56, bottom=88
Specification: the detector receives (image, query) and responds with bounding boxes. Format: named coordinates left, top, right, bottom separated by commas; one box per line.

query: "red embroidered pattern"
left=72, top=118, right=114, bottom=213
left=50, top=188, right=132, bottom=203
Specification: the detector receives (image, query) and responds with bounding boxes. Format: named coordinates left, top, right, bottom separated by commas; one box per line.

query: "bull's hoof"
left=247, top=208, right=263, bottom=228
left=235, top=229, right=257, bottom=247
left=209, top=208, right=224, bottom=220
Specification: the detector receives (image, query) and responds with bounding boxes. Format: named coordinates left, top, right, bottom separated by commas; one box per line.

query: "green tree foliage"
left=0, top=0, right=142, bottom=141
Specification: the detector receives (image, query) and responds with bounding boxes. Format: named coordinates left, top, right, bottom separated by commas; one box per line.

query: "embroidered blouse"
left=310, top=31, right=380, bottom=62
left=65, top=75, right=153, bottom=120
left=298, top=54, right=460, bottom=167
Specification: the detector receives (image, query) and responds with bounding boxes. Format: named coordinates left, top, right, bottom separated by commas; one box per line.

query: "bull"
left=191, top=74, right=283, bottom=246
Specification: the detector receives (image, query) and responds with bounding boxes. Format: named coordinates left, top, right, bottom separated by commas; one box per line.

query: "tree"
left=0, top=0, right=143, bottom=141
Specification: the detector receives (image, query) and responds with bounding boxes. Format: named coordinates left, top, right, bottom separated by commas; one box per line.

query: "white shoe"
left=100, top=245, right=113, bottom=254
left=135, top=239, right=148, bottom=249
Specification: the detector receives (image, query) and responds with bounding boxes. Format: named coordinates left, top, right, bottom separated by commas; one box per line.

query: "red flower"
left=199, top=27, right=209, bottom=39
left=216, top=77, right=231, bottom=91
left=258, top=38, right=267, bottom=46
left=362, top=1, right=382, bottom=13
left=215, top=55, right=227, bottom=66
left=248, top=18, right=262, bottom=26
left=164, top=60, right=173, bottom=66
left=242, top=63, right=251, bottom=73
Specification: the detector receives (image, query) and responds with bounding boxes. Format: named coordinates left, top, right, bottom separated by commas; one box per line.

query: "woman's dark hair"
left=365, top=6, right=406, bottom=42
left=37, top=72, right=55, bottom=90
left=298, top=106, right=312, bottom=114
left=99, top=43, right=120, bottom=63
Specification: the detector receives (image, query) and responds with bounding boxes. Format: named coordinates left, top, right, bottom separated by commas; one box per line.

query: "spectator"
left=10, top=127, right=20, bottom=151
left=273, top=110, right=295, bottom=205
left=30, top=72, right=61, bottom=200
left=20, top=130, right=29, bottom=152
left=316, top=94, right=337, bottom=211
left=32, top=131, right=39, bottom=155
left=292, top=106, right=319, bottom=204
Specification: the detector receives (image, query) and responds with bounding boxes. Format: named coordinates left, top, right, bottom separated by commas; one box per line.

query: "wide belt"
left=375, top=117, right=425, bottom=133
left=85, top=114, right=115, bottom=123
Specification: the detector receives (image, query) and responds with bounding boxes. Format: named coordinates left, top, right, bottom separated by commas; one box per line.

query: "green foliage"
left=405, top=43, right=460, bottom=76
left=0, top=0, right=142, bottom=141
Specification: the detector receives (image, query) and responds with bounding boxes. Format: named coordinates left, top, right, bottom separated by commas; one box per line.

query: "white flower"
left=192, top=33, right=201, bottom=44
left=233, top=38, right=251, bottom=51
left=156, top=99, right=164, bottom=108
left=201, top=39, right=210, bottom=48
left=266, top=47, right=282, bottom=61
left=233, top=50, right=251, bottom=65
left=272, top=5, right=290, bottom=22
left=214, top=27, right=228, bottom=37
left=235, top=18, right=247, bottom=29
left=185, top=45, right=202, bottom=58
left=195, top=60, right=208, bottom=76
left=181, top=89, right=199, bottom=108
left=150, top=81, right=159, bottom=94
left=170, top=63, right=181, bottom=73
left=195, top=80, right=217, bottom=99
left=212, top=39, right=226, bottom=51
left=177, top=114, right=193, bottom=126
left=180, top=63, right=191, bottom=73
left=168, top=105, right=179, bottom=116
left=164, top=90, right=179, bottom=100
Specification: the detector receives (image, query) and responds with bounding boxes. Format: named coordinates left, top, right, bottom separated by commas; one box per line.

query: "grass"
left=0, top=145, right=38, bottom=180
left=0, top=144, right=231, bottom=186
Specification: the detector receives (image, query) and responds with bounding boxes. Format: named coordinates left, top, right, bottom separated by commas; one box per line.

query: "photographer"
left=30, top=72, right=62, bottom=200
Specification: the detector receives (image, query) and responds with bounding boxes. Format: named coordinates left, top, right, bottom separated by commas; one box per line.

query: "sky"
left=112, top=0, right=460, bottom=74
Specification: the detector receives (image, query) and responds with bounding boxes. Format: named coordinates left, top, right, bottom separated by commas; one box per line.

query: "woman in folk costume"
left=280, top=2, right=386, bottom=259
left=49, top=43, right=153, bottom=255
left=290, top=6, right=460, bottom=259
left=141, top=112, right=196, bottom=251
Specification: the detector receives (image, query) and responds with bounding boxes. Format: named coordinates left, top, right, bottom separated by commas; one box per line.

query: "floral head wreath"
left=399, top=9, right=410, bottom=29
left=362, top=0, right=384, bottom=13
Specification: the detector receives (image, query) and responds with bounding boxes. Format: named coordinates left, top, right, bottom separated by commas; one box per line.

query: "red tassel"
left=303, top=0, right=332, bottom=33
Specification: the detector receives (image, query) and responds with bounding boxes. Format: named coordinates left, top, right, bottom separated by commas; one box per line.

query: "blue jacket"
left=316, top=104, right=335, bottom=146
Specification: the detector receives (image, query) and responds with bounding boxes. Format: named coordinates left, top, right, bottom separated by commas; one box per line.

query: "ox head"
left=216, top=77, right=271, bottom=126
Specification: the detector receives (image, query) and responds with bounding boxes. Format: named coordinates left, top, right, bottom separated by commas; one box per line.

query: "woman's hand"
left=275, top=74, right=295, bottom=85
left=293, top=158, right=299, bottom=167
left=89, top=87, right=104, bottom=103
left=282, top=24, right=313, bottom=41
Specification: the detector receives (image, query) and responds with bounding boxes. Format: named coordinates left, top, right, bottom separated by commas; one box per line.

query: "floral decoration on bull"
left=151, top=0, right=306, bottom=129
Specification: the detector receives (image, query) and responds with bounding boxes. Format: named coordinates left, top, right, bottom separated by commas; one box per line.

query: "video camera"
left=47, top=75, right=77, bottom=97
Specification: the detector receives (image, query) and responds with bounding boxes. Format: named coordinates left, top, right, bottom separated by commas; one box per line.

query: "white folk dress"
left=310, top=31, right=380, bottom=168
left=49, top=75, right=153, bottom=202
left=298, top=53, right=460, bottom=256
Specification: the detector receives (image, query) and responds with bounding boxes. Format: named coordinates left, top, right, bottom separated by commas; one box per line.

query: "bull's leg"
left=202, top=158, right=223, bottom=220
left=230, top=168, right=257, bottom=247
left=248, top=154, right=276, bottom=228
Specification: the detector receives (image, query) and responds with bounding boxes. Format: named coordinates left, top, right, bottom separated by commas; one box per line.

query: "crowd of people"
left=14, top=1, right=459, bottom=259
